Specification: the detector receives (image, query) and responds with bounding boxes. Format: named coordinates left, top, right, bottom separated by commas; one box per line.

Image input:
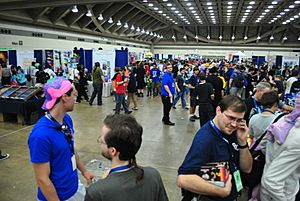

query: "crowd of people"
left=1, top=57, right=300, bottom=201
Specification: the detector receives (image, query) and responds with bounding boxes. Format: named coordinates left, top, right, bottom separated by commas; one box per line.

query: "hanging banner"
left=93, top=50, right=115, bottom=81
left=282, top=56, right=299, bottom=69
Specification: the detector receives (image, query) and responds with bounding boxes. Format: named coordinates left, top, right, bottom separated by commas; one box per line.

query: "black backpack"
left=233, top=73, right=244, bottom=88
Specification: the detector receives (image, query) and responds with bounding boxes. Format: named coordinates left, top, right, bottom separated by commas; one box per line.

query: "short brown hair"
left=218, top=95, right=247, bottom=113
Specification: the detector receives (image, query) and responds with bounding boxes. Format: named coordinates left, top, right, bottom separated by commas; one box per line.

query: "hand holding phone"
left=236, top=120, right=249, bottom=145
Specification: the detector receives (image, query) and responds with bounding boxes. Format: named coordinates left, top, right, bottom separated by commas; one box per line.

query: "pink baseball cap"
left=42, top=77, right=73, bottom=110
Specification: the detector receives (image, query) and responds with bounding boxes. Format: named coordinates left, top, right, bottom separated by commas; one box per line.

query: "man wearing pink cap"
left=28, top=77, right=95, bottom=201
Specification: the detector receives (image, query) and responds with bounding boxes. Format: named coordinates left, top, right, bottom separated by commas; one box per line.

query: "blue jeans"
left=115, top=93, right=129, bottom=114
left=173, top=91, right=186, bottom=108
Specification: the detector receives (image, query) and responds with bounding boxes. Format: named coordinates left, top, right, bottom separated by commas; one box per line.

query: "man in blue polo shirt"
left=177, top=95, right=253, bottom=201
left=28, top=77, right=95, bottom=201
left=161, top=63, right=176, bottom=126
left=150, top=63, right=161, bottom=96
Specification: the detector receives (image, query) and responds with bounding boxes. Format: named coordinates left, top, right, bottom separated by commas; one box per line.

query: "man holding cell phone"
left=177, top=95, right=253, bottom=201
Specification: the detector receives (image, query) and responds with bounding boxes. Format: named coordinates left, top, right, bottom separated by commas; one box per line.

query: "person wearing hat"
left=28, top=77, right=96, bottom=201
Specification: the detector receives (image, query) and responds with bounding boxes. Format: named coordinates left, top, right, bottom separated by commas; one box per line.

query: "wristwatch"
left=238, top=143, right=248, bottom=149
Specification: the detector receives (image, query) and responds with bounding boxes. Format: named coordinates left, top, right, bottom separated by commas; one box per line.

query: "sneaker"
left=164, top=121, right=175, bottom=126
left=184, top=107, right=189, bottom=110
left=189, top=116, right=196, bottom=122
left=172, top=106, right=176, bottom=109
left=0, top=153, right=10, bottom=160
left=125, top=111, right=132, bottom=114
left=132, top=107, right=138, bottom=110
left=192, top=115, right=200, bottom=119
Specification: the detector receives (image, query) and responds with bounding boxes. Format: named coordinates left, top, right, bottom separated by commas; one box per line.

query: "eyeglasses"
left=223, top=112, right=244, bottom=124
left=97, top=137, right=106, bottom=145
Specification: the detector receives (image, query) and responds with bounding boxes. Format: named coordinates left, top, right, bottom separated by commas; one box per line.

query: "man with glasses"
left=85, top=114, right=169, bottom=201
left=177, top=95, right=253, bottom=201
left=28, top=77, right=95, bottom=201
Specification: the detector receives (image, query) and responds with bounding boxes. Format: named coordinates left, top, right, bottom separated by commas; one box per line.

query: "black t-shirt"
left=194, top=83, right=214, bottom=104
left=206, top=75, right=223, bottom=99
left=176, top=74, right=185, bottom=91
left=136, top=67, right=146, bottom=82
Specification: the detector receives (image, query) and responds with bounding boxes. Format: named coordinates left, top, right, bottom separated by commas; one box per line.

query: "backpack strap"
left=249, top=112, right=287, bottom=152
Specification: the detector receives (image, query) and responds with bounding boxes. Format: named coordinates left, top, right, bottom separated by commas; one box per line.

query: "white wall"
left=153, top=45, right=300, bottom=57
left=0, top=35, right=150, bottom=53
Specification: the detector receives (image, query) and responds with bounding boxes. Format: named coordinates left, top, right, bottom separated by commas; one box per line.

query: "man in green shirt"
left=89, top=62, right=105, bottom=106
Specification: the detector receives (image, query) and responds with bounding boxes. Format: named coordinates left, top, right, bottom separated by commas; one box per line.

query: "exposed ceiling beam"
left=50, top=6, right=70, bottom=24
left=98, top=3, right=127, bottom=27
left=86, top=4, right=106, bottom=33
left=64, top=6, right=85, bottom=26
left=112, top=10, right=141, bottom=34
left=194, top=0, right=209, bottom=24
left=28, top=7, right=50, bottom=22
left=0, top=0, right=134, bottom=11
left=119, top=13, right=147, bottom=35
left=104, top=5, right=135, bottom=31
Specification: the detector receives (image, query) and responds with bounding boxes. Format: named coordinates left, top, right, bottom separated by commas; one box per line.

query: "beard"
left=101, top=151, right=112, bottom=161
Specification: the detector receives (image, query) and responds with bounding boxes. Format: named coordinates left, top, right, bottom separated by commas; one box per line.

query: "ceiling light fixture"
left=228, top=1, right=233, bottom=5
left=136, top=27, right=140, bottom=32
left=298, top=36, right=300, bottom=40
left=207, top=2, right=212, bottom=5
left=207, top=35, right=211, bottom=40
left=167, top=3, right=172, bottom=6
left=257, top=36, right=261, bottom=40
left=158, top=11, right=163, bottom=14
left=130, top=25, right=135, bottom=30
left=284, top=9, right=290, bottom=12
left=146, top=30, right=149, bottom=34
left=148, top=3, right=153, bottom=7
left=183, top=35, right=187, bottom=39
left=172, top=35, right=175, bottom=39
left=249, top=1, right=255, bottom=5
left=208, top=6, right=213, bottom=9
left=72, top=5, right=78, bottom=13
left=295, top=1, right=300, bottom=4
left=231, top=35, right=235, bottom=40
left=108, top=17, right=113, bottom=23
left=272, top=1, right=278, bottom=4
left=124, top=23, right=128, bottom=28
left=141, top=29, right=145, bottom=33
left=154, top=33, right=157, bottom=37
left=195, top=35, right=198, bottom=39
left=283, top=36, right=287, bottom=40
left=150, top=32, right=153, bottom=36
left=86, top=10, right=92, bottom=17
left=98, top=14, right=103, bottom=20
left=244, top=36, right=248, bottom=40
left=186, top=3, right=192, bottom=6
left=171, top=7, right=176, bottom=10
left=189, top=7, right=194, bottom=10
left=289, top=5, right=295, bottom=8
left=219, top=35, right=223, bottom=40
left=268, top=5, right=274, bottom=9
left=282, top=22, right=287, bottom=24
left=228, top=6, right=233, bottom=9
left=270, top=35, right=274, bottom=40
left=117, top=20, right=121, bottom=26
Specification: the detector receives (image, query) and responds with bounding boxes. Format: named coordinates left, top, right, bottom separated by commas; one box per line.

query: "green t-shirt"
left=92, top=67, right=104, bottom=86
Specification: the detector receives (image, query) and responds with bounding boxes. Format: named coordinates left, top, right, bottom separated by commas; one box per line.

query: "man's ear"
left=216, top=106, right=222, bottom=115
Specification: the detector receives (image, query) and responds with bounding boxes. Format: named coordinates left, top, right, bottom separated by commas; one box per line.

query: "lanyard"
left=209, top=120, right=229, bottom=144
left=109, top=165, right=131, bottom=174
left=46, top=112, right=74, bottom=154
left=252, top=97, right=263, bottom=113
left=209, top=120, right=237, bottom=170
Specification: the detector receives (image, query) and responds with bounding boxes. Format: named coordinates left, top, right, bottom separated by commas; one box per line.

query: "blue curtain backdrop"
left=8, top=50, right=17, bottom=67
left=252, top=56, right=258, bottom=65
left=79, top=48, right=84, bottom=65
left=115, top=50, right=128, bottom=67
left=34, top=50, right=43, bottom=66
left=275, top=56, right=283, bottom=69
left=84, top=50, right=93, bottom=73
left=233, top=55, right=239, bottom=62
left=258, top=56, right=265, bottom=66
left=154, top=54, right=159, bottom=59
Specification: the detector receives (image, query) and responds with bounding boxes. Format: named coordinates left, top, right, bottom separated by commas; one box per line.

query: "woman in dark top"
left=136, top=63, right=146, bottom=97
left=127, top=70, right=138, bottom=110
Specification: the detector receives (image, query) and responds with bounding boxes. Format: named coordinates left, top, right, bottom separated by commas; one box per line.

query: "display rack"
left=0, top=86, right=42, bottom=101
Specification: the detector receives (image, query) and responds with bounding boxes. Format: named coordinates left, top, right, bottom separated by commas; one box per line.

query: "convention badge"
left=233, top=170, right=243, bottom=192
left=71, top=155, right=77, bottom=171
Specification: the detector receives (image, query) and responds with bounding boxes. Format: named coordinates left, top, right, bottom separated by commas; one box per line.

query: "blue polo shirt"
left=150, top=68, right=161, bottom=83
left=28, top=114, right=78, bottom=201
left=178, top=122, right=240, bottom=201
left=161, top=72, right=175, bottom=96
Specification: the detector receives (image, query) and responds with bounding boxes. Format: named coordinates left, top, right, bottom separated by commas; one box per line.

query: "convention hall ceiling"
left=0, top=0, right=300, bottom=47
